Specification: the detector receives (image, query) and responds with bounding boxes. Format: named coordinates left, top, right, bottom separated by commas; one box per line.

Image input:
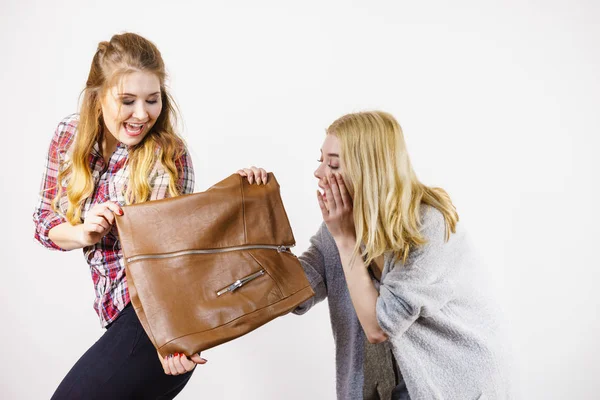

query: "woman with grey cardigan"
left=238, top=111, right=513, bottom=399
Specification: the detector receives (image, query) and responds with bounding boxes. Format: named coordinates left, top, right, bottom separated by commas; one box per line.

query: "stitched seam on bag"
left=240, top=174, right=247, bottom=243
left=272, top=174, right=296, bottom=245
left=157, top=285, right=314, bottom=347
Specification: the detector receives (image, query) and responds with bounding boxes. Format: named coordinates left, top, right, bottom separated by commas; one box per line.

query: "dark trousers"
left=51, top=304, right=194, bottom=399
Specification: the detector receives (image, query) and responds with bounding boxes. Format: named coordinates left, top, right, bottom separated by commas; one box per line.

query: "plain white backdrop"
left=1, top=0, right=598, bottom=398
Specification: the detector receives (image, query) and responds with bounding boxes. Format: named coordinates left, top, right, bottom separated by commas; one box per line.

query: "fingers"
left=240, top=168, right=254, bottom=184
left=319, top=174, right=352, bottom=222
left=85, top=202, right=122, bottom=231
left=329, top=174, right=344, bottom=209
left=177, top=354, right=197, bottom=372
left=85, top=216, right=110, bottom=232
left=158, top=352, right=170, bottom=374
left=325, top=173, right=352, bottom=211
left=237, top=167, right=268, bottom=185
left=104, top=201, right=123, bottom=216
left=190, top=352, right=208, bottom=365
left=99, top=208, right=115, bottom=226
left=250, top=166, right=263, bottom=185
left=323, top=175, right=336, bottom=212
left=335, top=173, right=351, bottom=207
left=317, top=190, right=328, bottom=217
left=260, top=168, right=268, bottom=184
left=163, top=353, right=196, bottom=375
left=169, top=353, right=186, bottom=375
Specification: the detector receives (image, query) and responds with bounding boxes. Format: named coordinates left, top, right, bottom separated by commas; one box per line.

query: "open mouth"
left=123, top=122, right=145, bottom=136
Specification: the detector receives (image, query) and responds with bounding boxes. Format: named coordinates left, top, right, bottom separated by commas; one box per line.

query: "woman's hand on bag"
left=237, top=166, right=268, bottom=185
left=79, top=201, right=123, bottom=246
left=158, top=351, right=208, bottom=375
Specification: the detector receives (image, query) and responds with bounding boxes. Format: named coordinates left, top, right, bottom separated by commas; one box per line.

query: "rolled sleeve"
left=32, top=115, right=76, bottom=251
left=376, top=282, right=420, bottom=337
left=376, top=207, right=455, bottom=338
left=33, top=210, right=67, bottom=251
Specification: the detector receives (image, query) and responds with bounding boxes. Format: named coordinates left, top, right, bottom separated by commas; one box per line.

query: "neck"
left=101, top=127, right=118, bottom=163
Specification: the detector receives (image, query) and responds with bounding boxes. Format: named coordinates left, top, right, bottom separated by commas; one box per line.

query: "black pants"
left=51, top=304, right=194, bottom=399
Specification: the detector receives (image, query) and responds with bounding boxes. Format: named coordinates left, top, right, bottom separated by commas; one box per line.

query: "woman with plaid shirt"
left=33, top=33, right=205, bottom=399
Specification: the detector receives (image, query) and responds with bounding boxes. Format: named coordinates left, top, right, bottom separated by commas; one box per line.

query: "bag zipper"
left=217, top=269, right=266, bottom=296
left=125, top=244, right=294, bottom=263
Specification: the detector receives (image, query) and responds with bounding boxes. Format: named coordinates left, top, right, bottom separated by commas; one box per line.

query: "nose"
left=314, top=163, right=324, bottom=181
left=133, top=101, right=149, bottom=120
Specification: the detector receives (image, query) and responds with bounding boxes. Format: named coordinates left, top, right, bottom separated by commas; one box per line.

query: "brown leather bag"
left=115, top=173, right=314, bottom=358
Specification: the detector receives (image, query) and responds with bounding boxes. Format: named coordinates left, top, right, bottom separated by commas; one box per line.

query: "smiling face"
left=314, top=134, right=345, bottom=202
left=100, top=70, right=162, bottom=148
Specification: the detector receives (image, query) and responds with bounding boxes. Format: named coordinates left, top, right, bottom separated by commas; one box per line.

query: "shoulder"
left=56, top=113, right=79, bottom=134
left=51, top=113, right=80, bottom=150
left=400, top=204, right=465, bottom=266
left=152, top=137, right=190, bottom=162
left=151, top=140, right=194, bottom=175
left=175, top=143, right=193, bottom=168
left=58, top=113, right=79, bottom=128
left=418, top=204, right=447, bottom=242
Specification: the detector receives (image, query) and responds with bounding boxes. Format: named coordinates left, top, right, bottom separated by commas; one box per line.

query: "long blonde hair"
left=327, top=111, right=459, bottom=266
left=54, top=33, right=185, bottom=224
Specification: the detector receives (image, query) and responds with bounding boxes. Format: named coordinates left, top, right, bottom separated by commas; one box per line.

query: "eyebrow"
left=119, top=92, right=160, bottom=97
left=319, top=150, right=340, bottom=158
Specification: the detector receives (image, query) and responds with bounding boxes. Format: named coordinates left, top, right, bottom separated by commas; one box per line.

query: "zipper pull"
left=217, top=269, right=266, bottom=296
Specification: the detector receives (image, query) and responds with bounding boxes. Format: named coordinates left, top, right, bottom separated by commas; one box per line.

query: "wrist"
left=75, top=224, right=90, bottom=247
left=334, top=235, right=357, bottom=252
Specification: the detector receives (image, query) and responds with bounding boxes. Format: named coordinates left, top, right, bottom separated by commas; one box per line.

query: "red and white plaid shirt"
left=33, top=114, right=195, bottom=327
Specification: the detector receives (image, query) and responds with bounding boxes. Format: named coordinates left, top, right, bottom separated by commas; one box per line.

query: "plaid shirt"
left=33, top=114, right=195, bottom=327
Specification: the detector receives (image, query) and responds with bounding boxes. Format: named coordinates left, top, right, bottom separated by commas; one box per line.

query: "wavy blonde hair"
left=327, top=111, right=459, bottom=266
left=54, top=33, right=186, bottom=224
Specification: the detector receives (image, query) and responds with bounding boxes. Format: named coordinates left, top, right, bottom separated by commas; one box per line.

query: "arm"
left=294, top=224, right=329, bottom=315
left=34, top=116, right=115, bottom=251
left=320, top=173, right=388, bottom=343
left=57, top=146, right=194, bottom=248
left=48, top=202, right=123, bottom=250
left=33, top=116, right=125, bottom=251
left=376, top=207, right=455, bottom=338
left=48, top=223, right=97, bottom=251
left=335, top=238, right=388, bottom=343
left=33, top=120, right=70, bottom=251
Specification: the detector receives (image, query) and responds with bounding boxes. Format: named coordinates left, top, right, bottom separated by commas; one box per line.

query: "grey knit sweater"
left=294, top=205, right=513, bottom=399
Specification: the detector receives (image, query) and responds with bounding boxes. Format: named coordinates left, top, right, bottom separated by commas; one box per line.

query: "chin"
left=119, top=129, right=149, bottom=146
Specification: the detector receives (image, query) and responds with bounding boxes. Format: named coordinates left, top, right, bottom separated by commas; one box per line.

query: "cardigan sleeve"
left=293, top=223, right=329, bottom=315
left=376, top=207, right=457, bottom=337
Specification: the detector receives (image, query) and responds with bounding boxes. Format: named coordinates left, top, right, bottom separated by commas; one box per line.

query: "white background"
left=1, top=0, right=599, bottom=398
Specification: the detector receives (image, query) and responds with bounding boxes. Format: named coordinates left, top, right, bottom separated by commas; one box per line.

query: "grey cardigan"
left=294, top=205, right=513, bottom=399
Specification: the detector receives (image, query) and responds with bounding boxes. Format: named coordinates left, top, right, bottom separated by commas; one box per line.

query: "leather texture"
left=115, top=173, right=314, bottom=357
